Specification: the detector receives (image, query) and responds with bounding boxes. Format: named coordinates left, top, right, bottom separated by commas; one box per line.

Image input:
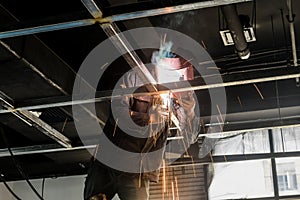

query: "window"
left=276, top=158, right=300, bottom=196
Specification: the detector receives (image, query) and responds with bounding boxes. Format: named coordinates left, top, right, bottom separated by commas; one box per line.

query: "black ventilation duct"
left=221, top=4, right=251, bottom=59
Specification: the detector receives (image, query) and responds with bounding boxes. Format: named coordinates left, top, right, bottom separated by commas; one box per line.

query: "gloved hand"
left=176, top=92, right=196, bottom=118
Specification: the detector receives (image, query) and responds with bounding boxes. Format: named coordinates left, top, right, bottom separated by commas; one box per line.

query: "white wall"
left=0, top=175, right=86, bottom=200
left=0, top=175, right=121, bottom=200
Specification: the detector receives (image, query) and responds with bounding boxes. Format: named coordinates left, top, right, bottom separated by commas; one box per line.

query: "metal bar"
left=199, top=122, right=300, bottom=138
left=210, top=151, right=300, bottom=163
left=0, top=136, right=185, bottom=157
left=0, top=144, right=96, bottom=157
left=0, top=38, right=105, bottom=125
left=0, top=41, right=68, bottom=94
left=0, top=93, right=72, bottom=148
left=1, top=70, right=299, bottom=114
left=100, top=23, right=157, bottom=91
left=103, top=0, right=253, bottom=23
left=287, top=0, right=299, bottom=85
left=287, top=0, right=298, bottom=67
left=0, top=19, right=97, bottom=39
left=18, top=109, right=72, bottom=148
left=0, top=1, right=252, bottom=40
left=269, top=129, right=279, bottom=199
left=81, top=0, right=103, bottom=18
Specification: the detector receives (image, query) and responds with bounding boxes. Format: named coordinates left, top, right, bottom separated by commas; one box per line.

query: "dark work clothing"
left=84, top=161, right=149, bottom=200
left=84, top=70, right=199, bottom=200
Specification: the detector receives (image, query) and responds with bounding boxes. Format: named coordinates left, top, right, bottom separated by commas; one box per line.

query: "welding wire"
left=216, top=104, right=224, bottom=124
left=171, top=181, right=175, bottom=200
left=175, top=176, right=179, bottom=200
left=253, top=83, right=264, bottom=100
left=224, top=155, right=228, bottom=162
left=113, top=118, right=118, bottom=137
left=237, top=96, right=243, bottom=108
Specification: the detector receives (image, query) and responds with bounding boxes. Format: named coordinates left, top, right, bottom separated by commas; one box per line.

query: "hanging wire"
left=41, top=178, right=46, bottom=198
left=0, top=128, right=45, bottom=200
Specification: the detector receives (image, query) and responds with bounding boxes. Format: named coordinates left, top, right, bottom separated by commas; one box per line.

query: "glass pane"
left=273, top=127, right=300, bottom=152
left=208, top=159, right=274, bottom=199
left=213, top=130, right=270, bottom=155
left=276, top=157, right=300, bottom=196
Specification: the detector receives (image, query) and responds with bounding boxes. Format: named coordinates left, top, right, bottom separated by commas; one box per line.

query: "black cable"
left=0, top=128, right=45, bottom=200
left=0, top=173, right=22, bottom=200
left=41, top=178, right=45, bottom=198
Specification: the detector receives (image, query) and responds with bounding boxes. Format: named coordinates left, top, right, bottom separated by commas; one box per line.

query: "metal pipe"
left=287, top=0, right=299, bottom=85
left=0, top=71, right=299, bottom=114
left=221, top=4, right=250, bottom=59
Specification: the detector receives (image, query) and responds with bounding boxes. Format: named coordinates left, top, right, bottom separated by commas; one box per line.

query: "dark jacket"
left=100, top=70, right=199, bottom=182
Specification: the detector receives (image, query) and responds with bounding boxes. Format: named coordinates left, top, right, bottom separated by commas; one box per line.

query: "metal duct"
left=221, top=4, right=250, bottom=59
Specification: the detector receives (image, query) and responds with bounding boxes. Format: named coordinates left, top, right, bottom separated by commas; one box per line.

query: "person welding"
left=84, top=42, right=199, bottom=200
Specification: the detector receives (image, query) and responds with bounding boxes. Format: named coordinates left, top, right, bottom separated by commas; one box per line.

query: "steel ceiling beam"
left=0, top=36, right=105, bottom=126
left=0, top=93, right=72, bottom=148
left=0, top=0, right=252, bottom=40
left=1, top=67, right=299, bottom=114
left=0, top=19, right=97, bottom=40
left=0, top=144, right=95, bottom=157
left=102, top=0, right=253, bottom=23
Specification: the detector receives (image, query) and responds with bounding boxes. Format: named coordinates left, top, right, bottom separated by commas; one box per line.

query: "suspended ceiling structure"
left=0, top=0, right=299, bottom=181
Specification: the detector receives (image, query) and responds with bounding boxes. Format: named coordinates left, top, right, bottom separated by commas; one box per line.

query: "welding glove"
left=176, top=92, right=196, bottom=119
